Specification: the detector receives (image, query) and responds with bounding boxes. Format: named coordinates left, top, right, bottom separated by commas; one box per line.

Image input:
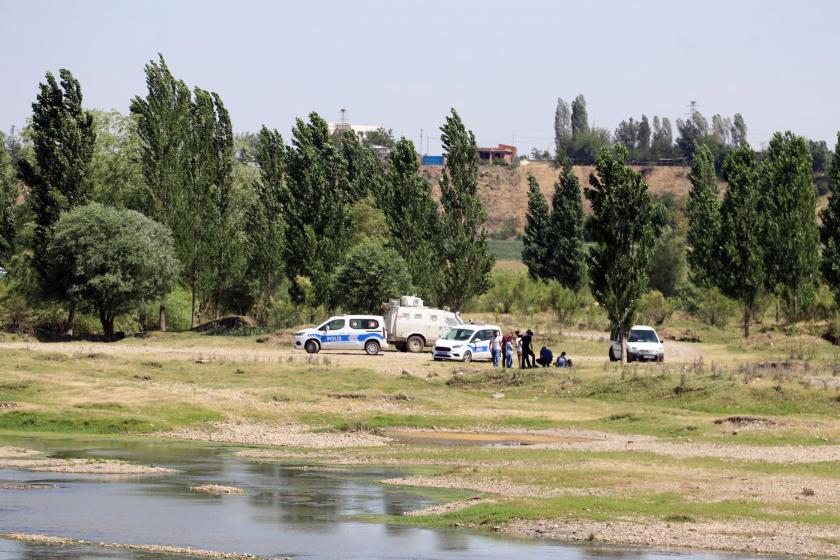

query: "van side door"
left=319, top=318, right=348, bottom=349
left=349, top=318, right=382, bottom=349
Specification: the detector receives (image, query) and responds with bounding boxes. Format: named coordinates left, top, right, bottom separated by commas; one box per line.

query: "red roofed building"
left=477, top=144, right=518, bottom=164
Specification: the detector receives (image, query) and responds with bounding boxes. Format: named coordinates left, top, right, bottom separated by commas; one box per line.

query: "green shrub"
left=139, top=287, right=193, bottom=332
left=637, top=290, right=675, bottom=325
left=695, top=287, right=738, bottom=327
left=547, top=282, right=581, bottom=325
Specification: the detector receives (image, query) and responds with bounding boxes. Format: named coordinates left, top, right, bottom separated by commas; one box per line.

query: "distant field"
left=488, top=239, right=522, bottom=261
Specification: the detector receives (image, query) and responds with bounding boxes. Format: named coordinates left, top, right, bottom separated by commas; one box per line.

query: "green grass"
left=0, top=403, right=222, bottom=434
left=488, top=239, right=523, bottom=261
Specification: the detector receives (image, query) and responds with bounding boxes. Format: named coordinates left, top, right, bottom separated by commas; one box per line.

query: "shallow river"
left=0, top=436, right=768, bottom=559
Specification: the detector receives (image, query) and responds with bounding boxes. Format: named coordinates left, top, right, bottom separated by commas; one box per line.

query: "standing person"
left=520, top=329, right=534, bottom=369
left=514, top=330, right=523, bottom=368
left=491, top=330, right=502, bottom=367
left=504, top=336, right=514, bottom=368
left=501, top=331, right=514, bottom=369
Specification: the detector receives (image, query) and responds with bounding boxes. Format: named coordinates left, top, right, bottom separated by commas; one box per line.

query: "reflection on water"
left=0, top=435, right=769, bottom=560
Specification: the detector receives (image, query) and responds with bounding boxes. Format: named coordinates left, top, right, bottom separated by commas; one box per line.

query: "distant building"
left=328, top=122, right=382, bottom=142
left=477, top=144, right=518, bottom=164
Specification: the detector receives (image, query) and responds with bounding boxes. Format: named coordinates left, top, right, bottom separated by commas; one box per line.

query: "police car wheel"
left=406, top=335, right=424, bottom=353
left=364, top=340, right=381, bottom=355
left=304, top=340, right=320, bottom=354
left=608, top=347, right=618, bottom=362
left=462, top=351, right=472, bottom=363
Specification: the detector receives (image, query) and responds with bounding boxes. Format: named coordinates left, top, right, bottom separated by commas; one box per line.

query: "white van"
left=432, top=324, right=501, bottom=362
left=609, top=325, right=664, bottom=362
left=383, top=296, right=462, bottom=352
left=294, top=315, right=387, bottom=355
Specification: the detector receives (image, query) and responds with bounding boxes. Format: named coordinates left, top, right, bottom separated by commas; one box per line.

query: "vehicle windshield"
left=442, top=328, right=475, bottom=341
left=628, top=329, right=659, bottom=343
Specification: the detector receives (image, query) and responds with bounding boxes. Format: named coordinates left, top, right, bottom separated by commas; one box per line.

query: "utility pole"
left=419, top=128, right=423, bottom=155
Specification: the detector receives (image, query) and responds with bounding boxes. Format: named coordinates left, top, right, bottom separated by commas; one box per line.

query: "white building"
left=327, top=122, right=383, bottom=142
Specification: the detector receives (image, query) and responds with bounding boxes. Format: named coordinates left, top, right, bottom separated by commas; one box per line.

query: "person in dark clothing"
left=520, top=329, right=536, bottom=368
left=536, top=346, right=553, bottom=367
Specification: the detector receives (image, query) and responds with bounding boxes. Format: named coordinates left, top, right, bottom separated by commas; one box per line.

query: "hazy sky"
left=2, top=0, right=839, bottom=154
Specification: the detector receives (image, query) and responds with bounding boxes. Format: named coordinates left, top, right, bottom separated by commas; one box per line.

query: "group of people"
left=489, top=330, right=573, bottom=369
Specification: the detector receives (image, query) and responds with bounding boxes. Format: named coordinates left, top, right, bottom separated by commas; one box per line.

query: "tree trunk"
left=64, top=303, right=76, bottom=337
left=620, top=323, right=628, bottom=365
left=191, top=263, right=197, bottom=329
left=99, top=307, right=115, bottom=341
left=159, top=303, right=166, bottom=332
left=743, top=302, right=751, bottom=338
left=792, top=294, right=799, bottom=324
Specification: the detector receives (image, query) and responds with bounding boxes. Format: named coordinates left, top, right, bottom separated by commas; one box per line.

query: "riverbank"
left=0, top=325, right=839, bottom=557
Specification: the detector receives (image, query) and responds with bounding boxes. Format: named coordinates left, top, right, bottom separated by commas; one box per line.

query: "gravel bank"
left=507, top=518, right=840, bottom=558
left=0, top=457, right=175, bottom=475
left=3, top=533, right=272, bottom=559
left=190, top=484, right=245, bottom=495
left=159, top=421, right=390, bottom=448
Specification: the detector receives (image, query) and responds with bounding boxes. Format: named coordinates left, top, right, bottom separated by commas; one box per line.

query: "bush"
left=139, top=287, right=193, bottom=332
left=333, top=239, right=412, bottom=314
left=825, top=313, right=840, bottom=345
left=637, top=290, right=675, bottom=325
left=547, top=282, right=581, bottom=325
left=695, top=287, right=738, bottom=327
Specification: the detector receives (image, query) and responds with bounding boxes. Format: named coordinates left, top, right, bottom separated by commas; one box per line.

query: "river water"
left=0, top=436, right=767, bottom=559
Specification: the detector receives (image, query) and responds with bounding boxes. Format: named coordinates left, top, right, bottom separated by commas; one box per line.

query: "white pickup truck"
left=383, top=296, right=463, bottom=352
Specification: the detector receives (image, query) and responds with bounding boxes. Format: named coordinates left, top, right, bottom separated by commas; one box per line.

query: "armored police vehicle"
left=294, top=315, right=387, bottom=355
left=383, top=296, right=463, bottom=352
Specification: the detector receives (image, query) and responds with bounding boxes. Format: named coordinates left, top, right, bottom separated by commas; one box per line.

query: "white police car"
left=432, top=324, right=501, bottom=362
left=294, top=315, right=387, bottom=355
left=609, top=324, right=665, bottom=362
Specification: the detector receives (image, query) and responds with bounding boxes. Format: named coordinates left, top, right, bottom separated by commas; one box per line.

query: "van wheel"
left=608, top=347, right=618, bottom=362
left=406, top=335, right=424, bottom=353
left=364, top=340, right=381, bottom=355
left=462, top=351, right=472, bottom=363
left=304, top=340, right=320, bottom=354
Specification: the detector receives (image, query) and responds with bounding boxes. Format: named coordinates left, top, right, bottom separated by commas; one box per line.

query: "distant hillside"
left=423, top=161, right=693, bottom=235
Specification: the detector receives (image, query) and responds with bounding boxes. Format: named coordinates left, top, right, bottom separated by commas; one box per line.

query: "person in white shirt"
left=491, top=330, right=502, bottom=367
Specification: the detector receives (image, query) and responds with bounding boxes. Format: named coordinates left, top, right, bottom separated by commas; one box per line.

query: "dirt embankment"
left=424, top=161, right=692, bottom=232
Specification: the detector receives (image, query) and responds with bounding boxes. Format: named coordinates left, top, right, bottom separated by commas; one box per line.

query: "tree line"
left=0, top=56, right=494, bottom=337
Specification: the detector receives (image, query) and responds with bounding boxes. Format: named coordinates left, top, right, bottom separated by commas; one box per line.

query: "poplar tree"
left=716, top=144, right=764, bottom=338
left=586, top=145, right=665, bottom=363
left=246, top=126, right=286, bottom=321
left=571, top=94, right=589, bottom=137
left=283, top=113, right=353, bottom=305
left=190, top=88, right=238, bottom=320
left=554, top=98, right=572, bottom=160
left=759, top=132, right=819, bottom=321
left=382, top=137, right=442, bottom=301
left=821, top=133, right=840, bottom=298
left=17, top=69, right=95, bottom=333
left=0, top=132, right=17, bottom=259
left=522, top=173, right=550, bottom=279
left=437, top=109, right=494, bottom=311
left=545, top=160, right=585, bottom=290
left=731, top=114, right=748, bottom=146
left=130, top=54, right=191, bottom=330
left=686, top=143, right=720, bottom=287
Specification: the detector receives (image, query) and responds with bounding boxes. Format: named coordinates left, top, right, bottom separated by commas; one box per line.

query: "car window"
left=350, top=318, right=379, bottom=329
left=472, top=329, right=493, bottom=342
left=629, top=329, right=659, bottom=343
left=322, top=318, right=345, bottom=331
left=443, top=328, right=474, bottom=341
